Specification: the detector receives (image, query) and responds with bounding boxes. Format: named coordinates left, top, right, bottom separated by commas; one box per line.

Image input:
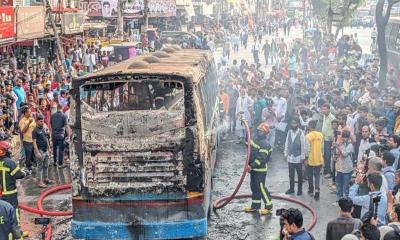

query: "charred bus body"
left=70, top=48, right=219, bottom=239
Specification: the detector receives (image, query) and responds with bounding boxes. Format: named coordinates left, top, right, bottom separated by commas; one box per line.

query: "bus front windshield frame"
left=80, top=80, right=185, bottom=112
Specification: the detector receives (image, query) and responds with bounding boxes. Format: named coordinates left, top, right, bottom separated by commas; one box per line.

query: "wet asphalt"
left=208, top=134, right=338, bottom=240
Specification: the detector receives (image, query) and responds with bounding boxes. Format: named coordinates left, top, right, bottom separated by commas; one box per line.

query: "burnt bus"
left=70, top=47, right=219, bottom=239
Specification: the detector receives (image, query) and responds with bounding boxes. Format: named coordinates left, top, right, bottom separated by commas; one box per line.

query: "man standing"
left=18, top=107, right=36, bottom=173
left=13, top=78, right=25, bottom=110
left=326, top=197, right=362, bottom=240
left=262, top=39, right=270, bottom=65
left=252, top=41, right=260, bottom=65
left=357, top=125, right=375, bottom=163
left=50, top=105, right=70, bottom=168
left=284, top=118, right=306, bottom=196
left=320, top=104, right=335, bottom=178
left=305, top=120, right=324, bottom=200
left=32, top=114, right=54, bottom=188
left=235, top=88, right=253, bottom=142
left=244, top=123, right=273, bottom=215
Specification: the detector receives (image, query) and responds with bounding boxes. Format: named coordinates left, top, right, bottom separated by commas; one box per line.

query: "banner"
left=16, top=7, right=45, bottom=40
left=80, top=0, right=102, bottom=17
left=101, top=0, right=176, bottom=18
left=62, top=11, right=85, bottom=34
left=0, top=6, right=14, bottom=43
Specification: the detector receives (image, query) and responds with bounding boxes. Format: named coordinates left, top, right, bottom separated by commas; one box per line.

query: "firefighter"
left=0, top=141, right=27, bottom=237
left=0, top=196, right=22, bottom=240
left=244, top=122, right=273, bottom=215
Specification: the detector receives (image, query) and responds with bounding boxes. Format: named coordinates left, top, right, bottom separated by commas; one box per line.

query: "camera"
left=361, top=195, right=381, bottom=224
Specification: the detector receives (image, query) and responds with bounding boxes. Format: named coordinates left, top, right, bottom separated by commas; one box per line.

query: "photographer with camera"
left=349, top=172, right=388, bottom=226
left=386, top=135, right=400, bottom=170
left=280, top=208, right=314, bottom=240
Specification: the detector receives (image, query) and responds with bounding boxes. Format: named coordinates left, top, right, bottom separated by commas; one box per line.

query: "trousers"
left=250, top=170, right=272, bottom=210
left=288, top=162, right=303, bottom=192
left=307, top=165, right=321, bottom=192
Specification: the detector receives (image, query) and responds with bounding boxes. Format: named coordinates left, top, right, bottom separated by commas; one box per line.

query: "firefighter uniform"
left=0, top=199, right=22, bottom=240
left=248, top=138, right=273, bottom=211
left=0, top=156, right=26, bottom=225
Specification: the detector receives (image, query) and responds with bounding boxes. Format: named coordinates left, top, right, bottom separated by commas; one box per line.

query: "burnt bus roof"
left=76, top=47, right=214, bottom=85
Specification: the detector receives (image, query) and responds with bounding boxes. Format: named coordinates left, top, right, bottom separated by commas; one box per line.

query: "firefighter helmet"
left=0, top=141, right=11, bottom=157
left=257, top=122, right=270, bottom=134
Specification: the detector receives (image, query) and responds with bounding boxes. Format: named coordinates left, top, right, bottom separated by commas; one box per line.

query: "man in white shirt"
left=273, top=89, right=287, bottom=122
left=357, top=126, right=375, bottom=163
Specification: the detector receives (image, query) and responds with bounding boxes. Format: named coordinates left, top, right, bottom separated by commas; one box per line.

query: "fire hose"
left=213, top=120, right=318, bottom=231
left=19, top=184, right=73, bottom=240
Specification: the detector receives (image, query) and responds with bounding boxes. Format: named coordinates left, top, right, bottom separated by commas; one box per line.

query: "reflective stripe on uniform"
left=260, top=182, right=272, bottom=206
left=10, top=166, right=20, bottom=176
left=259, top=149, right=271, bottom=154
left=250, top=140, right=260, bottom=149
left=1, top=189, right=17, bottom=195
left=253, top=164, right=268, bottom=172
left=16, top=208, right=20, bottom=225
left=255, top=159, right=261, bottom=165
left=252, top=200, right=261, bottom=203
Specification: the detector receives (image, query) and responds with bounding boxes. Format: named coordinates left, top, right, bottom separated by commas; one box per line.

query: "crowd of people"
left=217, top=20, right=400, bottom=239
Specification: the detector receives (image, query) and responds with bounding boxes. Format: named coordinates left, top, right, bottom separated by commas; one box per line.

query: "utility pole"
left=327, top=0, right=333, bottom=37
left=143, top=0, right=149, bottom=31
left=117, top=0, right=125, bottom=40
left=44, top=0, right=66, bottom=67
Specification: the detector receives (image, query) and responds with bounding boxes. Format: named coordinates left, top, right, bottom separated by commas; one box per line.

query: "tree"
left=311, top=0, right=364, bottom=37
left=375, top=0, right=400, bottom=89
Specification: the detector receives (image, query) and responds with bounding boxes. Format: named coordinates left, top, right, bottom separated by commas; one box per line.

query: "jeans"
left=307, top=165, right=321, bottom=192
left=37, top=150, right=49, bottom=182
left=52, top=138, right=65, bottom=165
left=323, top=140, right=333, bottom=174
left=336, top=171, right=352, bottom=201
left=288, top=162, right=302, bottom=193
left=23, top=141, right=35, bottom=170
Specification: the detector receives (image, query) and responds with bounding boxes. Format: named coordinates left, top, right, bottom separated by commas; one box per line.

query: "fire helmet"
left=257, top=122, right=270, bottom=135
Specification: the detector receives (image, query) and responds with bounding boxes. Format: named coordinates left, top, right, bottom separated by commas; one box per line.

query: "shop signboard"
left=0, top=6, right=14, bottom=43
left=101, top=0, right=176, bottom=18
left=0, top=0, right=13, bottom=6
left=16, top=7, right=45, bottom=40
left=62, top=11, right=85, bottom=34
left=80, top=0, right=102, bottom=17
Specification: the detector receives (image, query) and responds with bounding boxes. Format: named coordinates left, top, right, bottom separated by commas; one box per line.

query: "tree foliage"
left=311, top=0, right=365, bottom=33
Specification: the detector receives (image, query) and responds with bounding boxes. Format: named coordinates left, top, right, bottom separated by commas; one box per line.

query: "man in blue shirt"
left=382, top=151, right=396, bottom=191
left=349, top=173, right=387, bottom=226
left=281, top=208, right=314, bottom=240
left=12, top=79, right=25, bottom=110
